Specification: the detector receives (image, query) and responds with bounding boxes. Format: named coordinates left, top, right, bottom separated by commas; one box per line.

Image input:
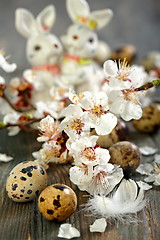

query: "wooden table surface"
left=0, top=0, right=160, bottom=239
left=0, top=125, right=160, bottom=240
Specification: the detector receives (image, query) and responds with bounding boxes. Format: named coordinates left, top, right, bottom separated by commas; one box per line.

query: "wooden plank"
left=0, top=126, right=160, bottom=240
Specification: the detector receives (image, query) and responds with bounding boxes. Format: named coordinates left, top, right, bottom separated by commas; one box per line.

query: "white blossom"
left=3, top=112, right=21, bottom=136
left=136, top=162, right=160, bottom=186
left=69, top=163, right=123, bottom=196
left=69, top=90, right=117, bottom=135
left=23, top=69, right=42, bottom=91
left=103, top=59, right=147, bottom=90
left=50, top=86, right=69, bottom=101
left=7, top=78, right=22, bottom=101
left=107, top=89, right=143, bottom=121
left=0, top=52, right=17, bottom=72
left=60, top=104, right=90, bottom=140
left=90, top=165, right=123, bottom=196
left=37, top=115, right=60, bottom=142
left=66, top=136, right=108, bottom=166
left=33, top=140, right=68, bottom=165
left=69, top=164, right=93, bottom=192
left=33, top=101, right=60, bottom=119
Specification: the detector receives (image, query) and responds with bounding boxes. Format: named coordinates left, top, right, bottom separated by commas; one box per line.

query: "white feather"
left=86, top=179, right=146, bottom=223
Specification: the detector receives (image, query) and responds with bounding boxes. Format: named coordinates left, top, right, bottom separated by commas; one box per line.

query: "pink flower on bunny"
left=60, top=0, right=113, bottom=93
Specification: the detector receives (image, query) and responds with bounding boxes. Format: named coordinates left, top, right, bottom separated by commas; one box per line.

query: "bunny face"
left=62, top=0, right=113, bottom=59
left=15, top=5, right=63, bottom=67
left=61, top=24, right=98, bottom=58
left=27, top=34, right=63, bottom=67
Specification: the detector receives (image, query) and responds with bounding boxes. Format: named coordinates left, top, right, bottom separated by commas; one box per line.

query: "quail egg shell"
left=6, top=161, right=48, bottom=202
left=133, top=103, right=160, bottom=133
left=109, top=141, right=141, bottom=173
left=38, top=184, right=77, bottom=221
left=91, top=120, right=128, bottom=148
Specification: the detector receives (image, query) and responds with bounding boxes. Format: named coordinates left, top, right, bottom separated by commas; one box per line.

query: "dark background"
left=0, top=0, right=160, bottom=72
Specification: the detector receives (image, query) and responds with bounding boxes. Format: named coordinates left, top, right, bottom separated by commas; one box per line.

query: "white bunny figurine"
left=61, top=0, right=113, bottom=93
left=15, top=5, right=64, bottom=104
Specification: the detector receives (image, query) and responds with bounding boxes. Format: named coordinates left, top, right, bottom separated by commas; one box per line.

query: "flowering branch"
left=0, top=115, right=42, bottom=132
left=0, top=83, right=35, bottom=112
left=134, top=78, right=160, bottom=92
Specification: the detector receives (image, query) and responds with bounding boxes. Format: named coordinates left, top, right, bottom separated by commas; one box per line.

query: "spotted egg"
left=109, top=141, right=141, bottom=174
left=110, top=44, right=136, bottom=64
left=133, top=103, right=160, bottom=133
left=91, top=120, right=128, bottom=148
left=6, top=161, right=48, bottom=202
left=38, top=184, right=77, bottom=222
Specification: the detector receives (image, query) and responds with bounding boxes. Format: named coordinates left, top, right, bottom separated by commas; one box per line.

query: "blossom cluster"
left=0, top=1, right=160, bottom=237
left=33, top=115, right=69, bottom=169
left=59, top=89, right=124, bottom=195
left=101, top=59, right=150, bottom=121
left=1, top=49, right=159, bottom=226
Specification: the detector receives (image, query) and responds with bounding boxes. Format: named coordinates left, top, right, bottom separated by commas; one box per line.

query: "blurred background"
left=0, top=0, right=160, bottom=71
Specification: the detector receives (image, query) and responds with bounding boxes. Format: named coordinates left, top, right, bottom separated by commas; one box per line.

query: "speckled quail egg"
left=38, top=184, right=77, bottom=222
left=91, top=120, right=128, bottom=148
left=6, top=161, right=48, bottom=202
left=109, top=141, right=141, bottom=173
left=110, top=44, right=136, bottom=64
left=133, top=103, right=160, bottom=133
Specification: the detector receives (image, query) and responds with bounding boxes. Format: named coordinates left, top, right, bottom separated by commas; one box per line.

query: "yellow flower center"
left=44, top=147, right=61, bottom=163
left=117, top=58, right=132, bottom=82
left=122, top=89, right=139, bottom=104
left=90, top=105, right=106, bottom=117
left=82, top=147, right=96, bottom=161
left=70, top=119, right=84, bottom=133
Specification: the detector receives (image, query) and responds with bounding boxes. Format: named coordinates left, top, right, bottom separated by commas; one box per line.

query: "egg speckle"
left=109, top=141, right=141, bottom=173
left=133, top=104, right=160, bottom=133
left=6, top=161, right=48, bottom=202
left=91, top=120, right=128, bottom=148
left=38, top=184, right=77, bottom=221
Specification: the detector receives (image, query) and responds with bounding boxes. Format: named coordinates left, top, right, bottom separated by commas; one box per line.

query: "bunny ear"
left=67, top=0, right=90, bottom=22
left=90, top=9, right=113, bottom=30
left=15, top=8, right=37, bottom=38
left=36, top=5, right=56, bottom=33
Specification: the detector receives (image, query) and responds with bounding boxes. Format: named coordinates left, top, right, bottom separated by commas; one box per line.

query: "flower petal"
left=121, top=102, right=142, bottom=121
left=0, top=76, right=5, bottom=84
left=136, top=163, right=153, bottom=175
left=90, top=218, right=107, bottom=233
left=79, top=91, right=94, bottom=110
left=0, top=54, right=17, bottom=72
left=95, top=113, right=117, bottom=135
left=0, top=153, right=13, bottom=162
left=139, top=146, right=158, bottom=156
left=58, top=223, right=80, bottom=239
left=103, top=60, right=118, bottom=76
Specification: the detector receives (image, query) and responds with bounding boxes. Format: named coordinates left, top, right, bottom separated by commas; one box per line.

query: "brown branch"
left=134, top=78, right=160, bottom=92
left=2, top=93, right=35, bottom=112
left=0, top=117, right=43, bottom=134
